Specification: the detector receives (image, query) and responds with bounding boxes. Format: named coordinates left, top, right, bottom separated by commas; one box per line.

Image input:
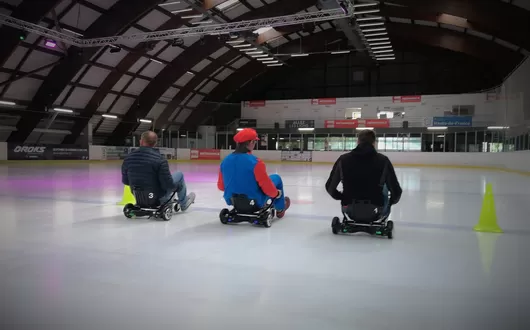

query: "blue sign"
left=432, top=116, right=472, bottom=127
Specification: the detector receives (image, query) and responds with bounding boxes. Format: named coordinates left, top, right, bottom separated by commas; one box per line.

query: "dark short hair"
left=357, top=129, right=376, bottom=145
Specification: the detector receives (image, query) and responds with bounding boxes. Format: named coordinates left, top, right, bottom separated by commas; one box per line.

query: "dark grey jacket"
left=121, top=147, right=173, bottom=197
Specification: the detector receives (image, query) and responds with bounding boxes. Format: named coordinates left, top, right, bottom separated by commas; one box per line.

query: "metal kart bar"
left=0, top=3, right=354, bottom=48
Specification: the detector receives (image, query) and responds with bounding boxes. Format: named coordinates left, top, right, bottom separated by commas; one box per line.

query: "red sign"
left=325, top=120, right=357, bottom=128
left=311, top=98, right=336, bottom=105
left=245, top=100, right=266, bottom=107
left=190, top=149, right=220, bottom=160
left=357, top=119, right=390, bottom=128
left=392, top=95, right=421, bottom=103
left=325, top=119, right=390, bottom=129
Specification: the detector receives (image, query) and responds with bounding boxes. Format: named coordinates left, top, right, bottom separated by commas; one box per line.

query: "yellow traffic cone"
left=117, top=185, right=136, bottom=205
left=473, top=183, right=503, bottom=233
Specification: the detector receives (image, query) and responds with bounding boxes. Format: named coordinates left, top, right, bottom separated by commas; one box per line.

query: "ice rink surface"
left=0, top=162, right=529, bottom=330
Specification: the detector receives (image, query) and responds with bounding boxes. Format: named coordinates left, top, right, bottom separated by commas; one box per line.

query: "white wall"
left=241, top=93, right=499, bottom=128
left=89, top=145, right=103, bottom=160
left=496, top=57, right=529, bottom=131
left=0, top=142, right=6, bottom=160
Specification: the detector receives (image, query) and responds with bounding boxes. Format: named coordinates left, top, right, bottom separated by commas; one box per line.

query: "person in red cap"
left=217, top=128, right=290, bottom=218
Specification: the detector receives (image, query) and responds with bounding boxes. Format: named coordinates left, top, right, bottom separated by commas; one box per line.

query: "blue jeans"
left=160, top=171, right=187, bottom=205
left=269, top=174, right=286, bottom=211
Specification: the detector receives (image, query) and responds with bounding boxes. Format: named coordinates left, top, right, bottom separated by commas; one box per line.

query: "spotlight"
left=109, top=45, right=121, bottom=53
left=339, top=1, right=349, bottom=14
left=44, top=39, right=57, bottom=48
left=172, top=38, right=184, bottom=47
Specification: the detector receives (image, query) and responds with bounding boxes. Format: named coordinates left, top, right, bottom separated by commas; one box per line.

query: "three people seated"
left=121, top=130, right=196, bottom=211
left=217, top=128, right=290, bottom=218
left=325, top=129, right=402, bottom=220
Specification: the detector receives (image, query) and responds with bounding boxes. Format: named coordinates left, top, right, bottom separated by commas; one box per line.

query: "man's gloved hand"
left=276, top=190, right=282, bottom=199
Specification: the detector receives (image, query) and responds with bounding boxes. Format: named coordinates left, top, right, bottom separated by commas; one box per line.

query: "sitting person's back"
left=122, top=146, right=171, bottom=198
left=220, top=151, right=270, bottom=207
left=217, top=128, right=290, bottom=218
left=122, top=131, right=195, bottom=210
left=326, top=130, right=402, bottom=215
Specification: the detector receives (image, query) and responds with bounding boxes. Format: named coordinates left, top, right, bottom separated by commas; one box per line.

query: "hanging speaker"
left=402, top=121, right=409, bottom=129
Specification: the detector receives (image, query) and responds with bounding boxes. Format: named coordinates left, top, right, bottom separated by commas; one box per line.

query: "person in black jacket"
left=121, top=131, right=196, bottom=211
left=325, top=129, right=402, bottom=217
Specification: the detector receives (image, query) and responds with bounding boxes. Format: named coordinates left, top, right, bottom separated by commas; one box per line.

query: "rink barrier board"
left=0, top=159, right=528, bottom=176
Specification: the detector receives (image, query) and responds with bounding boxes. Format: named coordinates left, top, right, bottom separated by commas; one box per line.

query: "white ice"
left=0, top=163, right=529, bottom=330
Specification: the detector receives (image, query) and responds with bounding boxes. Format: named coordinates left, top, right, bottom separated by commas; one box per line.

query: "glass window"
left=404, top=133, right=421, bottom=151
left=328, top=134, right=344, bottom=151
left=344, top=133, right=357, bottom=150
left=290, top=134, right=302, bottom=151
left=312, top=134, right=329, bottom=151
left=277, top=134, right=290, bottom=150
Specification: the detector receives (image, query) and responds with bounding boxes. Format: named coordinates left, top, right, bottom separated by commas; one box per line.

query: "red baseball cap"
left=234, top=128, right=260, bottom=143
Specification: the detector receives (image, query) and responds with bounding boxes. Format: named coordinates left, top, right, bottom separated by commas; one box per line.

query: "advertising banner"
left=324, top=119, right=390, bottom=128
left=102, top=146, right=130, bottom=160
left=357, top=119, right=390, bottom=128
left=285, top=120, right=315, bottom=129
left=238, top=119, right=257, bottom=128
left=191, top=149, right=220, bottom=160
left=128, top=147, right=175, bottom=159
left=392, top=95, right=422, bottom=103
left=281, top=151, right=312, bottom=162
left=7, top=144, right=89, bottom=160
left=311, top=98, right=336, bottom=105
left=432, top=116, right=472, bottom=127
left=244, top=100, right=266, bottom=107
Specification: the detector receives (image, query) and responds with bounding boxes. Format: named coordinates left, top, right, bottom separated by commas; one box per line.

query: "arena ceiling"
left=0, top=0, right=528, bottom=145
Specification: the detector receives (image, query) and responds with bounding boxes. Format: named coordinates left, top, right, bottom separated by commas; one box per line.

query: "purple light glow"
left=45, top=40, right=57, bottom=48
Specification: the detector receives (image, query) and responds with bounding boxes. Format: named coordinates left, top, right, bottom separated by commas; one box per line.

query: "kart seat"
left=343, top=200, right=384, bottom=224
left=131, top=186, right=161, bottom=208
left=230, top=194, right=263, bottom=214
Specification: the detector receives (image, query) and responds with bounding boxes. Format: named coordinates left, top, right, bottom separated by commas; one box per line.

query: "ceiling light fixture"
left=139, top=119, right=152, bottom=123
left=371, top=45, right=392, bottom=50
left=232, top=43, right=252, bottom=48
left=427, top=126, right=448, bottom=130
left=357, top=16, right=383, bottom=21
left=368, top=41, right=391, bottom=46
left=150, top=58, right=163, bottom=64
left=240, top=48, right=258, bottom=52
left=354, top=9, right=380, bottom=15
left=53, top=108, right=73, bottom=113
left=353, top=2, right=378, bottom=8
left=217, top=0, right=240, bottom=10
left=246, top=51, right=264, bottom=55
left=181, top=14, right=203, bottom=19
left=257, top=57, right=274, bottom=61
left=102, top=114, right=117, bottom=119
left=171, top=8, right=193, bottom=13
left=226, top=39, right=245, bottom=44
left=251, top=54, right=269, bottom=58
left=361, top=27, right=386, bottom=32
left=0, top=100, right=16, bottom=106
left=331, top=50, right=351, bottom=54
left=359, top=22, right=384, bottom=27
left=267, top=64, right=283, bottom=67
left=366, top=37, right=389, bottom=42
left=291, top=53, right=309, bottom=57
left=364, top=32, right=388, bottom=37
left=192, top=20, right=213, bottom=25
left=376, top=57, right=395, bottom=60
left=263, top=60, right=279, bottom=64
left=374, top=49, right=394, bottom=53
left=159, top=1, right=180, bottom=6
